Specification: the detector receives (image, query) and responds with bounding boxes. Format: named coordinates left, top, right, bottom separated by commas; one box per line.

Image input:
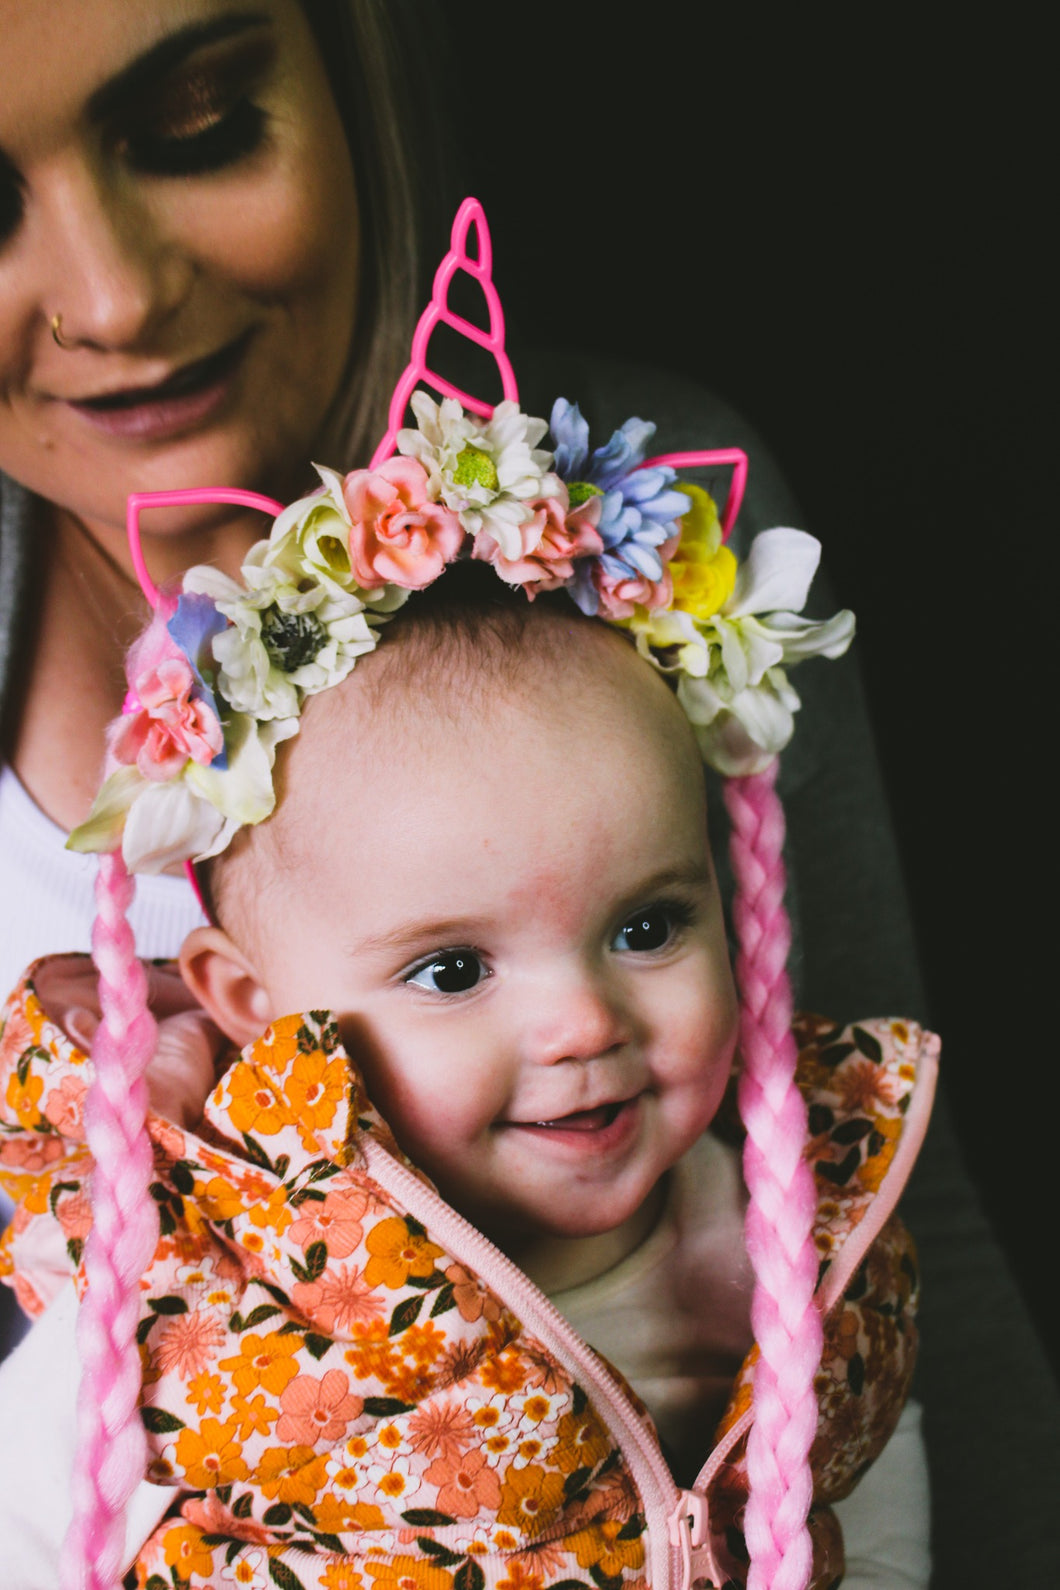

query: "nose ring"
left=51, top=314, right=74, bottom=349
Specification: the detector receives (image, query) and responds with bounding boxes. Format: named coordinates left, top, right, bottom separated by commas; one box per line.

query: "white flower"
left=628, top=527, right=855, bottom=775
left=397, top=392, right=556, bottom=559
left=264, top=465, right=409, bottom=615
left=185, top=556, right=381, bottom=720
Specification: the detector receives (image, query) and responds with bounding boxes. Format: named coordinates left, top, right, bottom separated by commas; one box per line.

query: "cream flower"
left=185, top=556, right=381, bottom=721
left=628, top=528, right=855, bottom=775
left=397, top=392, right=556, bottom=559
left=264, top=465, right=410, bottom=615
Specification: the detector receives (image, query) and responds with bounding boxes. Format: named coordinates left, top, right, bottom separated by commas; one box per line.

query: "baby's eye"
left=405, top=951, right=488, bottom=996
left=612, top=905, right=686, bottom=955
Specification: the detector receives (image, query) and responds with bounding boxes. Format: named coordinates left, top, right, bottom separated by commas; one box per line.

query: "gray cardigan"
left=2, top=362, right=1058, bottom=1583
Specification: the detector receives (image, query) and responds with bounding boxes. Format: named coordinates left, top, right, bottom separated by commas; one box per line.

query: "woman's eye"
left=0, top=156, right=23, bottom=247
left=122, top=97, right=266, bottom=177
left=612, top=907, right=680, bottom=954
left=406, top=951, right=488, bottom=996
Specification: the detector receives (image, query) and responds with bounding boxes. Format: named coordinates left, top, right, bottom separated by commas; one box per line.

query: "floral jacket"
left=0, top=962, right=937, bottom=1590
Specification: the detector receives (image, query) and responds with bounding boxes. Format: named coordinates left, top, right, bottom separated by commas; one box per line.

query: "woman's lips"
left=64, top=332, right=253, bottom=442
left=502, top=1096, right=642, bottom=1155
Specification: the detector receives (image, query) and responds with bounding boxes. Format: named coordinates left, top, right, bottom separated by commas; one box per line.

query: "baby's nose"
left=524, top=972, right=631, bottom=1066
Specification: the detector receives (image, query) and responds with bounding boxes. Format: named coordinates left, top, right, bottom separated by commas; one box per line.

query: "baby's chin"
left=466, top=1179, right=669, bottom=1293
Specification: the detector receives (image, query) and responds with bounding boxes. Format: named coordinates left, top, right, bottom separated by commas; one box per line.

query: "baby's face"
left=212, top=625, right=738, bottom=1249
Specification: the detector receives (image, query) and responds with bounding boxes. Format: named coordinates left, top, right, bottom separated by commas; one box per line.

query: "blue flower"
left=550, top=398, right=688, bottom=615
left=167, top=592, right=229, bottom=767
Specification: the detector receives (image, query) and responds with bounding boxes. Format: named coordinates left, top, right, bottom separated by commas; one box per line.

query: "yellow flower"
left=283, top=1047, right=349, bottom=1139
left=257, top=1444, right=329, bottom=1505
left=174, top=1418, right=248, bottom=1489
left=364, top=1218, right=444, bottom=1289
left=669, top=483, right=737, bottom=620
left=163, top=1523, right=215, bottom=1580
left=366, top=1554, right=455, bottom=1590
left=219, top=1330, right=301, bottom=1397
left=496, top=1462, right=566, bottom=1534
left=569, top=1519, right=645, bottom=1577
left=225, top=1063, right=290, bottom=1137
left=5, top=1071, right=44, bottom=1132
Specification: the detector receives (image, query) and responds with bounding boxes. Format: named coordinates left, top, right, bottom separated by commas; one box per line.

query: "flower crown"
left=69, top=200, right=854, bottom=876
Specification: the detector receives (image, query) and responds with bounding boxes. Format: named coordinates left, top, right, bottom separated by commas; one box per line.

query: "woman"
left=0, top=0, right=435, bottom=1350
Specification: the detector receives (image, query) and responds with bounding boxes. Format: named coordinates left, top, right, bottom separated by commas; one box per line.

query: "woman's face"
left=0, top=0, right=360, bottom=545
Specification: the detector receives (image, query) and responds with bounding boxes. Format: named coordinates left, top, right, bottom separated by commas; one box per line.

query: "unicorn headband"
left=68, top=198, right=853, bottom=875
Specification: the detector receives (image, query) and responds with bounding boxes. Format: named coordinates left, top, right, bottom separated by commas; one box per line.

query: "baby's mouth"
left=530, top=1103, right=624, bottom=1132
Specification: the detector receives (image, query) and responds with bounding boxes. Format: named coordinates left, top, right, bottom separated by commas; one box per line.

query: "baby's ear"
left=179, top=927, right=274, bottom=1049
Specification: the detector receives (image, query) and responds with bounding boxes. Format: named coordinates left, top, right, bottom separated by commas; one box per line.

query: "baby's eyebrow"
left=351, top=917, right=489, bottom=959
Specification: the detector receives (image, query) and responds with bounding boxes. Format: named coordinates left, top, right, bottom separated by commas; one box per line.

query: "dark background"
left=434, top=6, right=1054, bottom=1370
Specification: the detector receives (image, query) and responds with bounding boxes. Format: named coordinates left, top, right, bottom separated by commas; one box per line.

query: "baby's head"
left=182, top=570, right=739, bottom=1256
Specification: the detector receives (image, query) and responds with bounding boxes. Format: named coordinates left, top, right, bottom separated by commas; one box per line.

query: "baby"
left=0, top=203, right=936, bottom=1590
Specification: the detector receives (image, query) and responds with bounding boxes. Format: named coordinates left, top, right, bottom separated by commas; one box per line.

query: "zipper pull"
left=668, top=1489, right=718, bottom=1590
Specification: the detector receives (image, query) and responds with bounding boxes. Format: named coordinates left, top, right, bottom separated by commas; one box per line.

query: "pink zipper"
left=359, top=1136, right=715, bottom=1589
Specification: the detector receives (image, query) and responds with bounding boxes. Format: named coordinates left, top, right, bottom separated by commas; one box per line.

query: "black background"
left=434, top=5, right=1054, bottom=1370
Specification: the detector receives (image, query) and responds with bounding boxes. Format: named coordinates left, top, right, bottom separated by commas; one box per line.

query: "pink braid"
left=61, top=850, right=159, bottom=1590
left=723, top=760, right=823, bottom=1590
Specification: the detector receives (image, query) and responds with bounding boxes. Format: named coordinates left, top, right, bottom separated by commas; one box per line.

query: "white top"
left=0, top=763, right=207, bottom=1350
left=0, top=764, right=207, bottom=998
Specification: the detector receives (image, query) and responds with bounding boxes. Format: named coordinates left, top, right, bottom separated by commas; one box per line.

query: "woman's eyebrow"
left=86, top=10, right=272, bottom=123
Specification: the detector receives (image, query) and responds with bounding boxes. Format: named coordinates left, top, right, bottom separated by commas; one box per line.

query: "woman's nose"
left=39, top=163, right=192, bottom=350
left=524, top=969, right=632, bottom=1067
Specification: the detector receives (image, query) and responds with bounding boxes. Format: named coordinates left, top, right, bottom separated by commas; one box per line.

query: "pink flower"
left=0, top=1134, right=65, bottom=1173
left=287, top=1188, right=368, bottom=1258
left=592, top=531, right=678, bottom=620
left=111, top=655, right=223, bottom=781
left=407, top=1397, right=477, bottom=1464
left=342, top=457, right=464, bottom=589
left=155, top=1308, right=227, bottom=1379
left=276, top=1369, right=363, bottom=1445
left=423, top=1447, right=501, bottom=1519
left=473, top=490, right=603, bottom=599
left=292, top=1262, right=385, bottom=1334
left=55, top=1188, right=93, bottom=1244
left=42, top=1074, right=88, bottom=1138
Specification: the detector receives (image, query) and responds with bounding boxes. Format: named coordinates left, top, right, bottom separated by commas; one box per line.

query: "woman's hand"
left=32, top=954, right=223, bottom=1130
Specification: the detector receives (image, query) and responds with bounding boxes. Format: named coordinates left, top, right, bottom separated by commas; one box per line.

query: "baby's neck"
left=496, top=1178, right=668, bottom=1295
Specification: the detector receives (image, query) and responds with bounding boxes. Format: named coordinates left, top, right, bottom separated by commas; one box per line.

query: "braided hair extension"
left=61, top=853, right=159, bottom=1590
left=724, top=761, right=823, bottom=1590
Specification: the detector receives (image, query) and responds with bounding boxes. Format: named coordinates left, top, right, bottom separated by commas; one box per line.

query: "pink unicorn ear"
left=638, top=447, right=749, bottom=542
left=369, top=197, right=519, bottom=469
left=125, top=487, right=285, bottom=608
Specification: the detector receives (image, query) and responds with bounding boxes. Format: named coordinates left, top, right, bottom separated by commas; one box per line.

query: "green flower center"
left=451, top=444, right=499, bottom=492
left=261, top=607, right=326, bottom=672
left=566, top=480, right=603, bottom=508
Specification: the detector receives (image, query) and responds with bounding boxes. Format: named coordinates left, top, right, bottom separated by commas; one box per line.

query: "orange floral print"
left=365, top=1555, right=455, bottom=1590
left=364, top=1218, right=444, bottom=1289
left=162, top=1523, right=215, bottom=1580
left=283, top=1048, right=350, bottom=1137
left=569, top=1520, right=646, bottom=1577
left=257, top=1444, right=329, bottom=1506
left=496, top=1462, right=566, bottom=1534
left=174, top=1418, right=249, bottom=1488
left=185, top=1371, right=226, bottom=1416
left=219, top=1329, right=302, bottom=1397
left=407, top=1397, right=476, bottom=1464
left=224, top=1064, right=290, bottom=1137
